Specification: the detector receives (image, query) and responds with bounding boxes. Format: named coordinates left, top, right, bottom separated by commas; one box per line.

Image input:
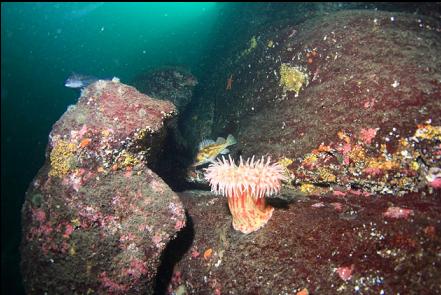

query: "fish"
left=65, top=73, right=98, bottom=88
left=193, top=134, right=237, bottom=167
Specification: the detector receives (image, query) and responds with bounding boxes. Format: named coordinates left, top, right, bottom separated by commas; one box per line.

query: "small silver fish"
left=65, top=73, right=98, bottom=88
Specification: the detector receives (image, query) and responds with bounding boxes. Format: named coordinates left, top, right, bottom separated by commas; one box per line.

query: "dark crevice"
left=153, top=211, right=194, bottom=295
left=267, top=197, right=291, bottom=210
left=149, top=123, right=195, bottom=192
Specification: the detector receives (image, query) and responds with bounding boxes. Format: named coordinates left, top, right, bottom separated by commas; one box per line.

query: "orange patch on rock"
left=297, top=288, right=309, bottom=295
left=203, top=248, right=213, bottom=260
left=79, top=138, right=91, bottom=148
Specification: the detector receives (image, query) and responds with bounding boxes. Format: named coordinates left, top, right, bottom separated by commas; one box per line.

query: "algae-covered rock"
left=21, top=80, right=185, bottom=294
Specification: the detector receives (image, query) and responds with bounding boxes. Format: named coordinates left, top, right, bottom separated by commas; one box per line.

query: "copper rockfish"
left=193, top=134, right=237, bottom=167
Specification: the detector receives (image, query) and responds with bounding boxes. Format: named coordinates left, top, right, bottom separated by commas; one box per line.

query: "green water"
left=1, top=3, right=217, bottom=293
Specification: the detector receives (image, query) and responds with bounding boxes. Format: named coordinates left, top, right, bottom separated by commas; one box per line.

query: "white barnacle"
left=138, top=108, right=147, bottom=117
left=95, top=80, right=107, bottom=91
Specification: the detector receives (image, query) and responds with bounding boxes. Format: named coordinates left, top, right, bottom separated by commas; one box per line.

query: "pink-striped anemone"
left=204, top=155, right=286, bottom=234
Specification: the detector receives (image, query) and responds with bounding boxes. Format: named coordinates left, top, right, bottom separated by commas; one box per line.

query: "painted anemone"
left=204, top=155, right=286, bottom=234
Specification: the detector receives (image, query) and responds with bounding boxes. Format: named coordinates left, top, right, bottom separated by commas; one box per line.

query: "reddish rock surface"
left=18, top=8, right=441, bottom=295
left=171, top=189, right=441, bottom=294
left=132, top=67, right=200, bottom=188
left=176, top=9, right=441, bottom=294
left=20, top=79, right=185, bottom=294
left=202, top=10, right=440, bottom=159
left=187, top=9, right=441, bottom=204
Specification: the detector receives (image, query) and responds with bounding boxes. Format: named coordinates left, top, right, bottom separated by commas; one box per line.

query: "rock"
left=132, top=68, right=199, bottom=188
left=212, top=10, right=441, bottom=159
left=132, top=67, right=198, bottom=114
left=20, top=80, right=185, bottom=294
left=189, top=9, right=441, bottom=196
left=166, top=9, right=441, bottom=294
left=170, top=189, right=441, bottom=294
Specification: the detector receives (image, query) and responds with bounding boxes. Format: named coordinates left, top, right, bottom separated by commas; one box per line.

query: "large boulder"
left=188, top=9, right=441, bottom=195
left=132, top=67, right=200, bottom=187
left=20, top=79, right=186, bottom=294
left=231, top=10, right=441, bottom=161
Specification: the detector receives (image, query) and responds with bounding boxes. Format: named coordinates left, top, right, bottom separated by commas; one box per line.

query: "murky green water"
left=1, top=3, right=217, bottom=293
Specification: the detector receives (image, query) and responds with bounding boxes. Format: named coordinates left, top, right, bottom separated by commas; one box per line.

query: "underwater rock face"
left=210, top=10, right=441, bottom=159
left=172, top=190, right=441, bottom=294
left=171, top=9, right=441, bottom=294
left=194, top=9, right=441, bottom=199
left=132, top=67, right=200, bottom=188
left=20, top=79, right=185, bottom=294
left=132, top=67, right=198, bottom=114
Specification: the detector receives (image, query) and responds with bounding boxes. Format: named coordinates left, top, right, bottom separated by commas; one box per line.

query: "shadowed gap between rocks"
left=154, top=211, right=194, bottom=294
left=152, top=120, right=200, bottom=193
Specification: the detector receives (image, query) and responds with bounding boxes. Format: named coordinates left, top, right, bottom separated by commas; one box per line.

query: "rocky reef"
left=187, top=9, right=441, bottom=195
left=20, top=79, right=185, bottom=294
left=211, top=10, right=440, bottom=160
left=20, top=6, right=441, bottom=295
left=174, top=9, right=441, bottom=295
left=132, top=67, right=200, bottom=189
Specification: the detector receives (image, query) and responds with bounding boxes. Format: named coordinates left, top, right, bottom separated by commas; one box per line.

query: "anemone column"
left=227, top=187, right=274, bottom=233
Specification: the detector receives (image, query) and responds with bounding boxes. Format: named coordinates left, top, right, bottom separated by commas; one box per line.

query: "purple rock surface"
left=171, top=189, right=440, bottom=294
left=20, top=79, right=185, bottom=294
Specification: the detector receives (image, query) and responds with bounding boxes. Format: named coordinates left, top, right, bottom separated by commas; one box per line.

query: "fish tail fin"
left=220, top=148, right=230, bottom=155
left=226, top=134, right=237, bottom=146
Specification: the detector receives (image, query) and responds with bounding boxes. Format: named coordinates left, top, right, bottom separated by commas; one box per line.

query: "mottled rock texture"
left=171, top=189, right=440, bottom=294
left=132, top=67, right=198, bottom=114
left=132, top=67, right=200, bottom=190
left=187, top=9, right=441, bottom=197
left=20, top=80, right=185, bottom=294
left=19, top=7, right=441, bottom=295
left=212, top=10, right=440, bottom=160
left=174, top=9, right=441, bottom=295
